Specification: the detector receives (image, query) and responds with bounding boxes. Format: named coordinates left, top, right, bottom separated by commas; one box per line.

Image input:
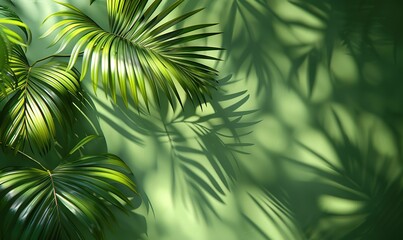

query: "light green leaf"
left=43, top=0, right=221, bottom=110
left=68, top=134, right=101, bottom=156
left=0, top=5, right=31, bottom=46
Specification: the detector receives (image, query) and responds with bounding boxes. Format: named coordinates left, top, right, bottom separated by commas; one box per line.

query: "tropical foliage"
left=43, top=0, right=220, bottom=109
left=0, top=152, right=136, bottom=240
left=0, top=45, right=80, bottom=154
left=2, top=0, right=403, bottom=239
left=1, top=0, right=220, bottom=238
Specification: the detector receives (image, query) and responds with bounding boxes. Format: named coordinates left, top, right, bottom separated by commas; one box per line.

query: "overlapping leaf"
left=0, top=5, right=31, bottom=93
left=0, top=153, right=136, bottom=240
left=0, top=46, right=80, bottom=154
left=0, top=5, right=31, bottom=46
left=0, top=28, right=12, bottom=89
left=43, top=0, right=221, bottom=110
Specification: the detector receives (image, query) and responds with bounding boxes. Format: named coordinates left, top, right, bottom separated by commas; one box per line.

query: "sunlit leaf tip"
left=0, top=46, right=81, bottom=155
left=43, top=0, right=222, bottom=110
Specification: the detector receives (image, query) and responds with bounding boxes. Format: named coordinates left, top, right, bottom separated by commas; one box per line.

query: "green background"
left=4, top=0, right=403, bottom=239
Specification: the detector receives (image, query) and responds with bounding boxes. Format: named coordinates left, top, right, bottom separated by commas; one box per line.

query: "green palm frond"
left=0, top=153, right=136, bottom=240
left=0, top=5, right=31, bottom=91
left=0, top=5, right=31, bottom=46
left=0, top=46, right=81, bottom=154
left=43, top=0, right=221, bottom=110
left=0, top=28, right=10, bottom=74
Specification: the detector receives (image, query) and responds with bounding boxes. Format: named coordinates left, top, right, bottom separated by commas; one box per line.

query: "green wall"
left=4, top=0, right=403, bottom=239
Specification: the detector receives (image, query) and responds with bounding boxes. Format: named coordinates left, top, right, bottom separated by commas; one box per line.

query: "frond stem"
left=19, top=150, right=48, bottom=171
left=31, top=52, right=84, bottom=67
left=0, top=141, right=48, bottom=171
left=47, top=169, right=62, bottom=224
left=48, top=170, right=59, bottom=207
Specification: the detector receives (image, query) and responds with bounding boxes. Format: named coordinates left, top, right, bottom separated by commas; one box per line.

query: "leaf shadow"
left=274, top=0, right=403, bottom=99
left=177, top=0, right=283, bottom=97
left=240, top=187, right=306, bottom=240
left=278, top=109, right=403, bottom=239
left=93, top=75, right=257, bottom=222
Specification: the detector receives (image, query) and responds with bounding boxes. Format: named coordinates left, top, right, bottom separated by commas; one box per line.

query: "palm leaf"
left=0, top=5, right=31, bottom=94
left=0, top=28, right=9, bottom=70
left=0, top=5, right=31, bottom=46
left=43, top=0, right=221, bottom=110
left=0, top=46, right=80, bottom=154
left=0, top=153, right=136, bottom=240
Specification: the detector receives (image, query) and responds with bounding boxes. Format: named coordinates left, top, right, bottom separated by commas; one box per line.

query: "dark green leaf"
left=0, top=46, right=81, bottom=154
left=0, top=153, right=136, bottom=240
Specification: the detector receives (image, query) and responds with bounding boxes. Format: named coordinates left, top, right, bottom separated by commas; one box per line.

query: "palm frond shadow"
left=178, top=0, right=282, bottom=97
left=240, top=187, right=306, bottom=240
left=54, top=89, right=107, bottom=157
left=104, top=210, right=147, bottom=240
left=93, top=75, right=257, bottom=221
left=66, top=91, right=148, bottom=239
left=275, top=0, right=403, bottom=98
left=280, top=110, right=403, bottom=239
left=331, top=63, right=403, bottom=134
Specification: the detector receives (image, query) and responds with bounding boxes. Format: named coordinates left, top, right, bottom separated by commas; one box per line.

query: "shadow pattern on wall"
left=191, top=0, right=403, bottom=239
left=93, top=75, right=257, bottom=222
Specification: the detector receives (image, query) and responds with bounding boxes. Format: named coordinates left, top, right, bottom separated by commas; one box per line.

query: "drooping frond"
left=0, top=46, right=81, bottom=154
left=43, top=0, right=221, bottom=110
left=0, top=5, right=31, bottom=94
left=0, top=5, right=31, bottom=46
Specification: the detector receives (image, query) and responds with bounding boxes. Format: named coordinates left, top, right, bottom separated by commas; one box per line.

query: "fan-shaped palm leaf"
left=0, top=152, right=136, bottom=240
left=0, top=46, right=80, bottom=154
left=43, top=0, right=221, bottom=110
